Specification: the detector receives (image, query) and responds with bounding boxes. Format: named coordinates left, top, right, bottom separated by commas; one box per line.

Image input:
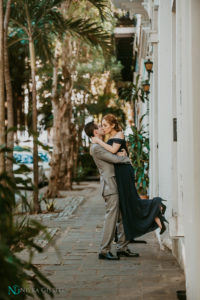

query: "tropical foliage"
left=119, top=75, right=150, bottom=195
left=128, top=123, right=150, bottom=196
left=0, top=148, right=56, bottom=299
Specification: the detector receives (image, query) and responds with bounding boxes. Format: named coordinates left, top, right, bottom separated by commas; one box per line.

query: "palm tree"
left=0, top=0, right=5, bottom=174
left=9, top=0, right=112, bottom=199
left=10, top=0, right=67, bottom=212
left=45, top=1, right=112, bottom=197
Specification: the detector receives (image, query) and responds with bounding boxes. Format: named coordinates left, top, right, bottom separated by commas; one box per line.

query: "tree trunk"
left=0, top=0, right=5, bottom=174
left=46, top=78, right=74, bottom=195
left=45, top=53, right=62, bottom=198
left=59, top=115, right=74, bottom=190
left=29, top=37, right=40, bottom=213
left=46, top=36, right=74, bottom=197
left=58, top=37, right=74, bottom=190
left=26, top=4, right=40, bottom=213
left=4, top=0, right=14, bottom=177
left=58, top=38, right=81, bottom=190
left=46, top=104, right=62, bottom=197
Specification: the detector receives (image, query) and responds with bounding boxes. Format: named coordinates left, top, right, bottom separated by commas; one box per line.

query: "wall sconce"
left=142, top=82, right=150, bottom=94
left=144, top=59, right=153, bottom=73
left=145, top=59, right=153, bottom=80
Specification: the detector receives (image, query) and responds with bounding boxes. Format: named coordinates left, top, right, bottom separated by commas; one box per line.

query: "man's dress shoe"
left=176, top=290, right=186, bottom=300
left=98, top=252, right=120, bottom=260
left=117, top=249, right=140, bottom=257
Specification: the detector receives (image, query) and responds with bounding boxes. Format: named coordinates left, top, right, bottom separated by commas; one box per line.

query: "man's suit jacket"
left=90, top=143, right=131, bottom=196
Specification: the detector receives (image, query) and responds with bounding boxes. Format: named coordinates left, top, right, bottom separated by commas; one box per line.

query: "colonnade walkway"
left=34, top=182, right=185, bottom=300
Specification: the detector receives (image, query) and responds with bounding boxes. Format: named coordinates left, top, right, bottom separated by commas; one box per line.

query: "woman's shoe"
left=162, top=216, right=169, bottom=224
left=160, top=216, right=168, bottom=235
left=161, top=203, right=167, bottom=215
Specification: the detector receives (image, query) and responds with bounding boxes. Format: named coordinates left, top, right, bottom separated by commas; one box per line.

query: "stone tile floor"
left=27, top=182, right=185, bottom=300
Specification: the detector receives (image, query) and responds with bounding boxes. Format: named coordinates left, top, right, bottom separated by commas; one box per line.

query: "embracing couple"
left=84, top=114, right=167, bottom=261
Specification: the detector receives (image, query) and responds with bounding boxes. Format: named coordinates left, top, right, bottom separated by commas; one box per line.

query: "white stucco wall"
left=149, top=0, right=200, bottom=298
left=157, top=0, right=173, bottom=223
left=179, top=0, right=200, bottom=298
left=149, top=2, right=159, bottom=199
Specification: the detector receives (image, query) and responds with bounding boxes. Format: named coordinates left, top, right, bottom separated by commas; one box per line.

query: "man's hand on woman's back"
left=117, top=149, right=127, bottom=157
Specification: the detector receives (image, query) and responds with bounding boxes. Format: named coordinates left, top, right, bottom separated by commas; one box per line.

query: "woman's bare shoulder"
left=115, top=131, right=125, bottom=139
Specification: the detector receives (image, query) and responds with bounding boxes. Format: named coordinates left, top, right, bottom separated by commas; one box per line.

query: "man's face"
left=97, top=124, right=105, bottom=136
left=93, top=124, right=105, bottom=137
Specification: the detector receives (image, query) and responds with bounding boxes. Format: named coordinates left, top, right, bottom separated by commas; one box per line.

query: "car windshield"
left=14, top=153, right=33, bottom=164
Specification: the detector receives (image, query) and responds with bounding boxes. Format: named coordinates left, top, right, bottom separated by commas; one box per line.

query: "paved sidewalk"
left=33, top=182, right=185, bottom=300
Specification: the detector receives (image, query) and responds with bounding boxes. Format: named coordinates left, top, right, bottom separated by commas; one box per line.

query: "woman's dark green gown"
left=107, top=138, right=164, bottom=240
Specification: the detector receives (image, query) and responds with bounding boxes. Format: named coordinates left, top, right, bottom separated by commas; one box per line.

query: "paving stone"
left=26, top=182, right=185, bottom=300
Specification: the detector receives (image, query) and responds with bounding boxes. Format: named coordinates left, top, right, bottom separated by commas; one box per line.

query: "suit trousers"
left=100, top=193, right=129, bottom=254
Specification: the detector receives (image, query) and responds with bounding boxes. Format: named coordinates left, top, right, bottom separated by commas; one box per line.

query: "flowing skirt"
left=114, top=163, right=164, bottom=240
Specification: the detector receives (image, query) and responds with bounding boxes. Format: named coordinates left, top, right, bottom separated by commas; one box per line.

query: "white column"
left=149, top=4, right=159, bottom=198
left=157, top=0, right=173, bottom=222
left=175, top=0, right=185, bottom=238
left=180, top=0, right=200, bottom=298
left=171, top=10, right=178, bottom=216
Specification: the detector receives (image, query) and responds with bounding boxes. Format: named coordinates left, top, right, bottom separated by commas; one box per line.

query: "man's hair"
left=84, top=121, right=98, bottom=137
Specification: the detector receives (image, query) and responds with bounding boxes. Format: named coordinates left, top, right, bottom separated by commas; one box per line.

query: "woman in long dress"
left=92, top=114, right=168, bottom=240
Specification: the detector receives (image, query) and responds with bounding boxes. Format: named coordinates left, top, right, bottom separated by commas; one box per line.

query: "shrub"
left=0, top=154, right=56, bottom=299
left=127, top=125, right=149, bottom=195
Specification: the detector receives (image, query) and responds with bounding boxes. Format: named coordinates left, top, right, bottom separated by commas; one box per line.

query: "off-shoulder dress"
left=107, top=137, right=164, bottom=240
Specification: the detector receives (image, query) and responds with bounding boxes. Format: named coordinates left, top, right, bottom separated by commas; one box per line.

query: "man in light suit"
left=84, top=121, right=139, bottom=260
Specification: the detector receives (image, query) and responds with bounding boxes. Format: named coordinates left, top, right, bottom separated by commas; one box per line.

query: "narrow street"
left=31, top=182, right=185, bottom=300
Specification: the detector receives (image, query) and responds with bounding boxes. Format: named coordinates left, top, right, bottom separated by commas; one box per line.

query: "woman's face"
left=102, top=119, right=114, bottom=135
